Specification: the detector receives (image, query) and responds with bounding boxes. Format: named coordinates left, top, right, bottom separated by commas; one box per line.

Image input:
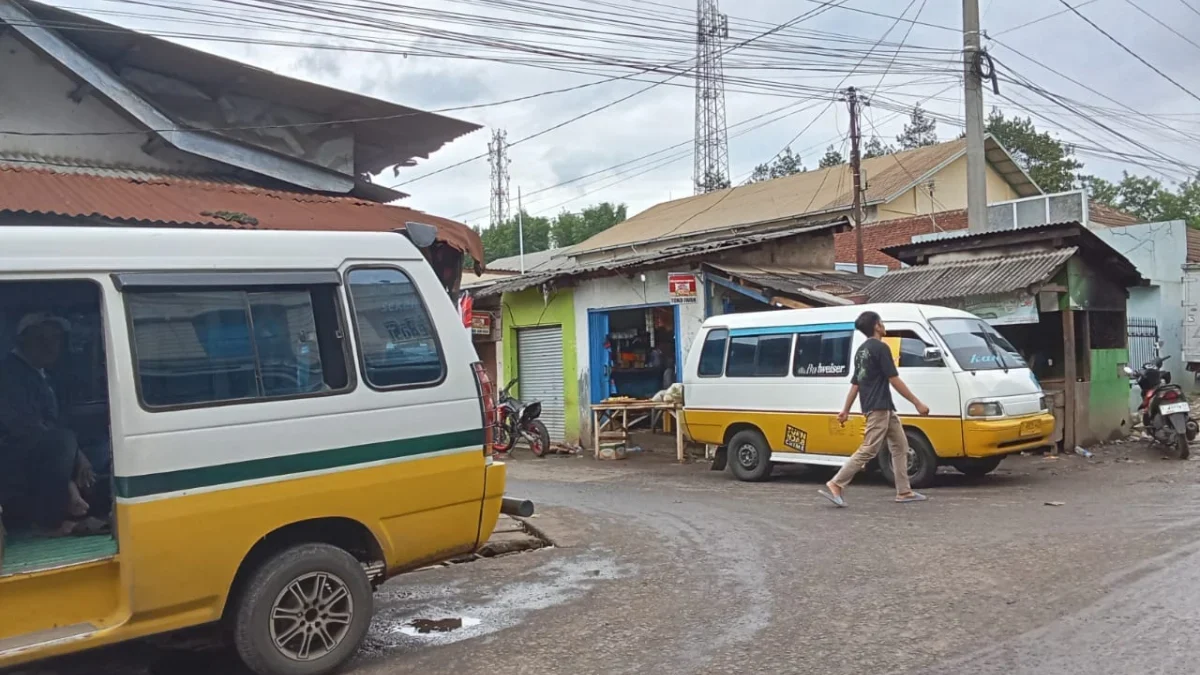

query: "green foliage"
left=476, top=202, right=628, bottom=263
left=749, top=146, right=805, bottom=183
left=896, top=105, right=938, bottom=150
left=1084, top=171, right=1200, bottom=228
left=862, top=136, right=895, bottom=159
left=818, top=145, right=845, bottom=168
left=985, top=109, right=1082, bottom=193
left=697, top=170, right=731, bottom=192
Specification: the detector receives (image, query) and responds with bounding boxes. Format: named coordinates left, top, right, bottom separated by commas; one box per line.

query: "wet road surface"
left=16, top=442, right=1200, bottom=675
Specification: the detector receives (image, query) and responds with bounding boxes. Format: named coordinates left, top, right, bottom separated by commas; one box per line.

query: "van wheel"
left=878, top=430, right=938, bottom=490
left=728, top=429, right=773, bottom=482
left=234, top=543, right=373, bottom=675
left=952, top=456, right=1004, bottom=478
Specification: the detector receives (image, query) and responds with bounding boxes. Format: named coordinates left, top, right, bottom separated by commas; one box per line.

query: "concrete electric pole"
left=963, top=0, right=987, bottom=232
left=845, top=86, right=865, bottom=275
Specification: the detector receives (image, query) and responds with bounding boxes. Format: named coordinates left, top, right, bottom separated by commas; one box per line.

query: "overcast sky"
left=42, top=0, right=1200, bottom=226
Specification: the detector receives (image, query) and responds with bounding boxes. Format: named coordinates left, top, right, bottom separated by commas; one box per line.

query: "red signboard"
left=668, top=273, right=698, bottom=304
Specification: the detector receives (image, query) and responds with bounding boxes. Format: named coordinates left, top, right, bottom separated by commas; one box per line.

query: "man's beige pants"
left=829, top=410, right=912, bottom=495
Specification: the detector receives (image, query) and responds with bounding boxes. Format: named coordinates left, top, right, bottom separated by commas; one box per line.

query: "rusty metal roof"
left=705, top=263, right=872, bottom=305
left=0, top=164, right=485, bottom=264
left=862, top=248, right=1077, bottom=303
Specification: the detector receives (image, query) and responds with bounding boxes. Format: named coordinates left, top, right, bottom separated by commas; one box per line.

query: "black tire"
left=727, top=429, right=773, bottom=482
left=493, top=425, right=514, bottom=454
left=952, top=456, right=1004, bottom=478
left=527, top=420, right=551, bottom=457
left=1178, top=433, right=1191, bottom=460
left=233, top=543, right=373, bottom=675
left=878, top=429, right=938, bottom=490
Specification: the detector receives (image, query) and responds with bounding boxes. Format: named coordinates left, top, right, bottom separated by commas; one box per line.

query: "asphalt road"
left=17, top=441, right=1200, bottom=675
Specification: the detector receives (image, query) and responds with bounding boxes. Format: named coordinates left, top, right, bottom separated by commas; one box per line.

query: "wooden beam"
left=769, top=296, right=812, bottom=309
left=1061, top=309, right=1077, bottom=455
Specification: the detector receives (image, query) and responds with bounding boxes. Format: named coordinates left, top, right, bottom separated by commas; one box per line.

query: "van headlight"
left=1039, top=395, right=1048, bottom=411
left=967, top=401, right=1004, bottom=418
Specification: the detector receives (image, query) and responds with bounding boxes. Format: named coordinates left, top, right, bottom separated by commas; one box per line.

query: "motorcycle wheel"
left=1178, top=432, right=1191, bottom=460
left=526, top=420, right=551, bottom=458
left=493, top=425, right=515, bottom=454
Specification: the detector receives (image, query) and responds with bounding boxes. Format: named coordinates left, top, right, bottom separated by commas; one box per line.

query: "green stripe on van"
left=115, top=428, right=485, bottom=499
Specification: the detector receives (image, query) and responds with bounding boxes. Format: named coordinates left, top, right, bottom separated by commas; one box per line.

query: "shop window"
left=725, top=334, right=793, bottom=377
left=793, top=330, right=853, bottom=377
left=697, top=328, right=728, bottom=377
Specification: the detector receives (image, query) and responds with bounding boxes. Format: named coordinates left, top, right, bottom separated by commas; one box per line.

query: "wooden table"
left=591, top=400, right=686, bottom=462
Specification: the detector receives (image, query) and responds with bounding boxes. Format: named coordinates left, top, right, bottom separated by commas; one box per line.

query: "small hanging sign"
left=668, top=273, right=698, bottom=304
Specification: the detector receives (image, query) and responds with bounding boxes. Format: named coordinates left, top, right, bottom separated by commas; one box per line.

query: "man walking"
left=820, top=310, right=930, bottom=507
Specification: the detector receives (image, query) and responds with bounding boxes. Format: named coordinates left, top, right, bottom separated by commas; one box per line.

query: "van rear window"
left=345, top=268, right=445, bottom=389
left=697, top=329, right=728, bottom=376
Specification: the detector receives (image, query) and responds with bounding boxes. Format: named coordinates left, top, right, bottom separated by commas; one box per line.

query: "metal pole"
left=963, top=0, right=987, bottom=231
left=847, top=86, right=865, bottom=275
left=517, top=186, right=526, bottom=274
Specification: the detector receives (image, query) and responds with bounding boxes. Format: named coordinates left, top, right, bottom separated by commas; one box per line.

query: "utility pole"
left=846, top=86, right=865, bottom=275
left=693, top=0, right=730, bottom=194
left=487, top=129, right=511, bottom=229
left=963, top=0, right=987, bottom=231
left=517, top=186, right=526, bottom=274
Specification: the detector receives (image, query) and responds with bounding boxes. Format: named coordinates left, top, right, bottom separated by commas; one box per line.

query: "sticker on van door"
left=784, top=425, right=808, bottom=452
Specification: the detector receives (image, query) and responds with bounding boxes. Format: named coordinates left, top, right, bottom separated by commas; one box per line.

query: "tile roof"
left=862, top=248, right=1078, bottom=303
left=0, top=164, right=484, bottom=264
left=570, top=137, right=1040, bottom=255
left=1188, top=228, right=1200, bottom=264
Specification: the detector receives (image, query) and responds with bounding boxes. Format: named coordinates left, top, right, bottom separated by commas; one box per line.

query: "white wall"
left=572, top=269, right=707, bottom=436
left=1092, top=220, right=1187, bottom=388
left=0, top=34, right=219, bottom=172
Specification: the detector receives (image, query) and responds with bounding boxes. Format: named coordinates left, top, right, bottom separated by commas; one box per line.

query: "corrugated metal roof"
left=487, top=247, right=576, bottom=274
left=570, top=136, right=1040, bottom=255
left=0, top=164, right=485, bottom=264
left=862, top=248, right=1076, bottom=303
left=476, top=218, right=848, bottom=297
left=705, top=263, right=872, bottom=305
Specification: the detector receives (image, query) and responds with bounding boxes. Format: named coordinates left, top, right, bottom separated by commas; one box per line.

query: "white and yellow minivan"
left=682, top=303, right=1056, bottom=488
left=0, top=226, right=516, bottom=675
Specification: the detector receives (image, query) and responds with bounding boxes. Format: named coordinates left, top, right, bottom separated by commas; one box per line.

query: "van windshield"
left=930, top=318, right=1027, bottom=371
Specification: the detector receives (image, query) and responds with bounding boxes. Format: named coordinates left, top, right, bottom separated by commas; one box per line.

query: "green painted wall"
left=500, top=287, right=580, bottom=442
left=1089, top=348, right=1133, bottom=442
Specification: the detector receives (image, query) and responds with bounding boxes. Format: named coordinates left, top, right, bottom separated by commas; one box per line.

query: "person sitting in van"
left=0, top=313, right=108, bottom=536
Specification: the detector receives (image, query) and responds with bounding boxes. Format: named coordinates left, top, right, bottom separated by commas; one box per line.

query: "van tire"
left=952, top=456, right=1004, bottom=477
left=878, top=430, right=937, bottom=490
left=728, top=429, right=773, bottom=482
left=233, top=543, right=373, bottom=675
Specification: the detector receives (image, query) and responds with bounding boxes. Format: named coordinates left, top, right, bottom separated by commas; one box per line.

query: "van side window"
left=793, top=330, right=853, bottom=377
left=890, top=330, right=944, bottom=368
left=346, top=268, right=444, bottom=388
left=725, top=334, right=792, bottom=377
left=127, top=286, right=350, bottom=408
left=697, top=329, right=728, bottom=377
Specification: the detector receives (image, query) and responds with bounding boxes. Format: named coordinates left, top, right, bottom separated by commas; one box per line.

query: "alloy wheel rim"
left=269, top=571, right=354, bottom=661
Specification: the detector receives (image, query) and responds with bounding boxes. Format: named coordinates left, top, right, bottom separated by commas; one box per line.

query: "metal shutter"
left=516, top=326, right=566, bottom=441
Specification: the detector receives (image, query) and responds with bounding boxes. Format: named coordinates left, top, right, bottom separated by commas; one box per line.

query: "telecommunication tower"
left=693, top=0, right=730, bottom=194
left=487, top=129, right=511, bottom=227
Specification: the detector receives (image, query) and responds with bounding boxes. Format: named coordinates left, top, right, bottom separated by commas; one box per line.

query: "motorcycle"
left=1124, top=346, right=1198, bottom=459
left=493, top=378, right=551, bottom=457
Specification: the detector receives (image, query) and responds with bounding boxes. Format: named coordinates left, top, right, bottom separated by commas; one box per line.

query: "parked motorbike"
left=1125, top=346, right=1198, bottom=459
left=493, top=378, right=551, bottom=457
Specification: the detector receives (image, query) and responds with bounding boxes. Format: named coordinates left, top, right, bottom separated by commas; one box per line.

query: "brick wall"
left=834, top=209, right=969, bottom=269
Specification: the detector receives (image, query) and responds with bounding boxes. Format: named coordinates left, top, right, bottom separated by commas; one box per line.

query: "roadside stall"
left=864, top=221, right=1146, bottom=450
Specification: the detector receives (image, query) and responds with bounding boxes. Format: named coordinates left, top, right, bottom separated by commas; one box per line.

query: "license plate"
left=1019, top=419, right=1041, bottom=437
left=1161, top=402, right=1190, bottom=415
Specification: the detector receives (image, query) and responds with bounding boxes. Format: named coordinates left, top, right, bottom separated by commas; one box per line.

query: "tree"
left=476, top=210, right=552, bottom=263
left=697, top=170, right=731, bottom=192
left=862, top=136, right=894, bottom=159
left=550, top=202, right=627, bottom=247
left=1082, top=171, right=1200, bottom=228
left=896, top=105, right=938, bottom=150
left=818, top=145, right=845, bottom=168
left=985, top=109, right=1082, bottom=193
left=749, top=146, right=805, bottom=183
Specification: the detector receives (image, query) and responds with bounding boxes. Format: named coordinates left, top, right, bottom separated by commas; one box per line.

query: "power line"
left=1119, top=0, right=1200, bottom=54
left=990, top=0, right=1102, bottom=36
left=1054, top=0, right=1200, bottom=105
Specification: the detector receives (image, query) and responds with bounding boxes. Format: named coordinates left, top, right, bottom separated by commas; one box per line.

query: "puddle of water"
left=397, top=616, right=482, bottom=637
left=362, top=555, right=628, bottom=654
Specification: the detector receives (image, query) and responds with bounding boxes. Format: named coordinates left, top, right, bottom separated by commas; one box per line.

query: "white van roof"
left=0, top=226, right=424, bottom=272
left=700, top=302, right=978, bottom=330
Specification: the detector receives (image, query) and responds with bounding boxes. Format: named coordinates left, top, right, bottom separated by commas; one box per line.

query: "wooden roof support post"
left=1061, top=308, right=1077, bottom=456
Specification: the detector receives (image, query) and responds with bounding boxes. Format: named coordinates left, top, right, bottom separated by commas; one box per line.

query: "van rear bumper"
left=963, top=413, right=1056, bottom=457
left=477, top=461, right=507, bottom=548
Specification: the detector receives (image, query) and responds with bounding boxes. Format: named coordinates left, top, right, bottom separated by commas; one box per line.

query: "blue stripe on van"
left=729, top=322, right=855, bottom=337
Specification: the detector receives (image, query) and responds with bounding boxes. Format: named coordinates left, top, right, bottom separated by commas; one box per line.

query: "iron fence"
left=1127, top=316, right=1159, bottom=367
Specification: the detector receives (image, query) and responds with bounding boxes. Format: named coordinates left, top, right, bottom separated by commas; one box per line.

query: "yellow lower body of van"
left=0, top=444, right=506, bottom=674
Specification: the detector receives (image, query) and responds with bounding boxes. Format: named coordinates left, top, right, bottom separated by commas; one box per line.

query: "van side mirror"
left=923, top=347, right=944, bottom=364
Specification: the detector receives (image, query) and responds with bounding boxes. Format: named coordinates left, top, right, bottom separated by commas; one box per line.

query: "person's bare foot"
left=67, top=481, right=90, bottom=518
